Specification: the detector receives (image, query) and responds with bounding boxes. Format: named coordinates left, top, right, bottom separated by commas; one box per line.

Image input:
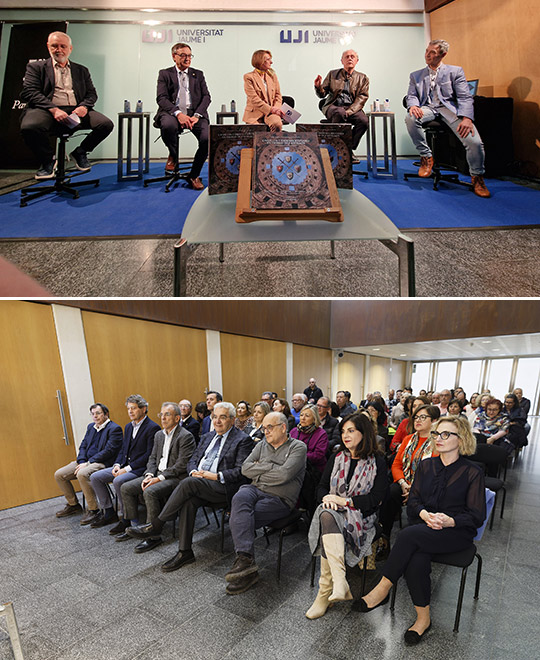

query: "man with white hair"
left=291, top=393, right=307, bottom=424
left=178, top=399, right=200, bottom=442
left=314, top=49, right=369, bottom=151
left=126, top=402, right=253, bottom=571
left=20, top=31, right=113, bottom=179
left=405, top=39, right=490, bottom=198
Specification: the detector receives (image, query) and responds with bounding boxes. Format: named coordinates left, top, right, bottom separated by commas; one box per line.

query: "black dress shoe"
left=134, top=538, right=163, bottom=553
left=404, top=622, right=431, bottom=645
left=91, top=512, right=119, bottom=528
left=109, top=520, right=129, bottom=535
left=161, top=549, right=196, bottom=572
left=126, top=522, right=159, bottom=539
left=351, top=594, right=390, bottom=613
left=115, top=532, right=132, bottom=542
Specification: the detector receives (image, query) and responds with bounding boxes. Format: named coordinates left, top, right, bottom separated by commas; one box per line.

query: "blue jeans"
left=405, top=106, right=485, bottom=176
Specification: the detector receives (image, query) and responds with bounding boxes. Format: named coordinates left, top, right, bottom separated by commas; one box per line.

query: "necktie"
left=200, top=435, right=222, bottom=471
left=177, top=71, right=188, bottom=113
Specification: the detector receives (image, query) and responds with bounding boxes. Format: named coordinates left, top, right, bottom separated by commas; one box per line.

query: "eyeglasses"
left=175, top=53, right=194, bottom=60
left=413, top=414, right=431, bottom=421
left=158, top=412, right=175, bottom=419
left=433, top=430, right=459, bottom=441
left=262, top=424, right=283, bottom=433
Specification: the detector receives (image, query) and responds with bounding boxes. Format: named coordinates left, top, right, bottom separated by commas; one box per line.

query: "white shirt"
left=157, top=425, right=178, bottom=479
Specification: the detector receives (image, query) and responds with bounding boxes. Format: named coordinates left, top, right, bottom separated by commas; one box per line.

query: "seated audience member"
left=235, top=400, right=254, bottom=432
left=472, top=397, right=513, bottom=453
left=272, top=397, right=296, bottom=432
left=430, top=392, right=441, bottom=405
left=201, top=390, right=223, bottom=435
left=447, top=398, right=467, bottom=419
left=314, top=49, right=369, bottom=153
left=154, top=42, right=210, bottom=190
left=366, top=399, right=389, bottom=449
left=464, top=392, right=480, bottom=421
left=261, top=391, right=275, bottom=408
left=513, top=388, right=530, bottom=417
left=389, top=393, right=411, bottom=429
left=316, top=397, right=340, bottom=452
left=386, top=389, right=398, bottom=417
left=119, top=402, right=196, bottom=550
left=225, top=412, right=306, bottom=594
left=503, top=393, right=528, bottom=449
left=418, top=389, right=427, bottom=397
left=405, top=39, right=490, bottom=198
left=291, top=393, right=308, bottom=424
left=54, top=403, right=122, bottom=525
left=358, top=416, right=485, bottom=645
left=336, top=390, right=356, bottom=418
left=126, top=402, right=253, bottom=570
left=379, top=405, right=441, bottom=556
left=438, top=389, right=452, bottom=416
left=453, top=387, right=468, bottom=407
left=89, top=395, right=160, bottom=529
left=389, top=396, right=430, bottom=455
left=20, top=31, right=113, bottom=180
left=179, top=399, right=200, bottom=442
left=245, top=401, right=271, bottom=441
left=243, top=50, right=284, bottom=131
left=290, top=404, right=329, bottom=475
left=195, top=401, right=209, bottom=429
left=304, top=378, right=324, bottom=404
left=306, top=413, right=387, bottom=619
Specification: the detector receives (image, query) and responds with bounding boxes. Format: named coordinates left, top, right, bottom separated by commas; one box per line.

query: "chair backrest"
left=472, top=442, right=508, bottom=467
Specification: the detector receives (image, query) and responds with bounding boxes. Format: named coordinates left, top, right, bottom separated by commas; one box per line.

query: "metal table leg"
left=0, top=603, right=24, bottom=660
left=173, top=238, right=189, bottom=297
left=379, top=236, right=416, bottom=297
left=330, top=240, right=335, bottom=259
left=219, top=243, right=224, bottom=263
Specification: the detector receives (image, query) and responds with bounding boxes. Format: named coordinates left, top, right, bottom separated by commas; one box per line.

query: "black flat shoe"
left=133, top=538, right=162, bottom=553
left=115, top=532, right=132, bottom=542
left=126, top=522, right=157, bottom=539
left=161, top=550, right=195, bottom=572
left=404, top=622, right=432, bottom=645
left=351, top=594, right=390, bottom=613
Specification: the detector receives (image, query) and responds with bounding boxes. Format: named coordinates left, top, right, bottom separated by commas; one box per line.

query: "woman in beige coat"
left=243, top=50, right=284, bottom=131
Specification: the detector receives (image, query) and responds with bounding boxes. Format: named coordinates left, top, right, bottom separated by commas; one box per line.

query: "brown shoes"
left=165, top=155, right=176, bottom=175
left=418, top=156, right=434, bottom=178
left=56, top=503, right=82, bottom=518
left=187, top=176, right=204, bottom=190
left=80, top=509, right=100, bottom=525
left=471, top=175, right=491, bottom=198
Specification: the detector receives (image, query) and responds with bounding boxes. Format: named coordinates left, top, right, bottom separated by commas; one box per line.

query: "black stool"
left=144, top=131, right=193, bottom=193
left=20, top=133, right=100, bottom=207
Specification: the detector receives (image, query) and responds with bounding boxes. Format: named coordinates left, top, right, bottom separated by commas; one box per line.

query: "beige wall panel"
left=293, top=345, right=333, bottom=400
left=220, top=333, right=287, bottom=406
left=82, top=311, right=208, bottom=424
left=390, top=360, right=408, bottom=391
left=0, top=301, right=76, bottom=509
left=336, top=352, right=365, bottom=404
left=430, top=0, right=540, bottom=175
left=368, top=356, right=396, bottom=395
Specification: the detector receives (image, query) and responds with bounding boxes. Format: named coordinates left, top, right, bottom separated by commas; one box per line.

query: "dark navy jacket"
left=77, top=420, right=123, bottom=467
left=181, top=415, right=200, bottom=444
left=115, top=416, right=161, bottom=477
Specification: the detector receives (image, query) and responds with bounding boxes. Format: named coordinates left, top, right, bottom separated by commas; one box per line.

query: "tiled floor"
left=1, top=420, right=539, bottom=660
left=2, top=227, right=540, bottom=297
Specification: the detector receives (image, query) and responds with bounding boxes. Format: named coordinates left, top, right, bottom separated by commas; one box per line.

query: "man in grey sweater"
left=225, top=412, right=307, bottom=594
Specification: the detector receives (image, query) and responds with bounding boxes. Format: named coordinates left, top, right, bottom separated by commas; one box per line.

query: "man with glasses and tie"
left=119, top=402, right=196, bottom=552
left=224, top=412, right=307, bottom=594
left=126, top=402, right=253, bottom=571
left=154, top=42, right=211, bottom=190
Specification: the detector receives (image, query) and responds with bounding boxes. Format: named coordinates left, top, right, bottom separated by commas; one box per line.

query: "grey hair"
left=161, top=402, right=181, bottom=416
left=429, top=39, right=449, bottom=55
left=293, top=393, right=308, bottom=402
left=125, top=394, right=148, bottom=410
left=213, top=401, right=236, bottom=418
left=266, top=411, right=288, bottom=427
left=342, top=49, right=358, bottom=58
left=48, top=31, right=72, bottom=46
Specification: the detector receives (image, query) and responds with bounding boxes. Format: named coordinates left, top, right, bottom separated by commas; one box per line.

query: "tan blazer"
left=243, top=69, right=282, bottom=124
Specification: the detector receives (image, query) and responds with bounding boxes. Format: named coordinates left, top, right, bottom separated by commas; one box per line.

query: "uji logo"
left=280, top=30, right=309, bottom=44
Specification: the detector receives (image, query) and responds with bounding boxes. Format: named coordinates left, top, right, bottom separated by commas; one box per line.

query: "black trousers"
left=157, top=112, right=209, bottom=179
left=20, top=106, right=114, bottom=164
left=382, top=523, right=473, bottom=607
left=158, top=476, right=227, bottom=551
left=325, top=105, right=368, bottom=150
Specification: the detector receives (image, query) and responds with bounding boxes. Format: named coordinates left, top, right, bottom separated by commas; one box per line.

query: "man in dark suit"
left=155, top=42, right=211, bottom=190
left=201, top=390, right=222, bottom=435
left=316, top=397, right=340, bottom=452
left=119, top=402, right=196, bottom=552
left=179, top=399, right=200, bottom=443
left=20, top=31, right=113, bottom=180
left=304, top=378, right=324, bottom=404
left=54, top=403, right=123, bottom=525
left=127, top=402, right=253, bottom=571
left=89, top=394, right=160, bottom=530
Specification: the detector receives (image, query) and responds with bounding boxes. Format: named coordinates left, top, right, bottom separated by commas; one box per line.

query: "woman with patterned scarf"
left=305, top=413, right=387, bottom=619
left=378, top=405, right=441, bottom=556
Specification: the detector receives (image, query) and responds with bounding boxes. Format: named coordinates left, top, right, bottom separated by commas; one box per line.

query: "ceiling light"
left=372, top=348, right=380, bottom=351
left=400, top=354, right=407, bottom=357
left=141, top=8, right=160, bottom=11
left=143, top=20, right=161, bottom=26
left=482, top=340, right=492, bottom=344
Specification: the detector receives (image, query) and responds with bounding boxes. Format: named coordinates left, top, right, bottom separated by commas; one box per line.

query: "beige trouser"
left=54, top=460, right=105, bottom=511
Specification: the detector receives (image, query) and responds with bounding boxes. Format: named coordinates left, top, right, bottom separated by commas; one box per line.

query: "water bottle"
left=135, top=99, right=143, bottom=113
left=384, top=98, right=390, bottom=112
left=231, top=100, right=236, bottom=112
left=123, top=99, right=131, bottom=113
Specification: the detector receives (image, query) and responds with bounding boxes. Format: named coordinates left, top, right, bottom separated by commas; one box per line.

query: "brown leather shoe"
left=187, top=176, right=204, bottom=190
left=56, top=503, right=82, bottom=518
left=165, top=155, right=176, bottom=175
left=418, top=156, right=434, bottom=178
left=472, top=175, right=491, bottom=198
left=80, top=509, right=100, bottom=526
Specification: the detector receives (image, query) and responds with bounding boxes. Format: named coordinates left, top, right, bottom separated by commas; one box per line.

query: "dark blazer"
left=115, top=417, right=161, bottom=477
left=21, top=58, right=98, bottom=111
left=321, top=414, right=340, bottom=450
left=201, top=414, right=212, bottom=436
left=181, top=415, right=200, bottom=443
left=77, top=421, right=123, bottom=467
left=304, top=386, right=324, bottom=403
left=188, top=426, right=254, bottom=501
left=145, top=425, right=196, bottom=481
left=155, top=66, right=211, bottom=123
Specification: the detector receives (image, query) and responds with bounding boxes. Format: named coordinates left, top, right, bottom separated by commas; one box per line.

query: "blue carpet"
left=0, top=160, right=538, bottom=239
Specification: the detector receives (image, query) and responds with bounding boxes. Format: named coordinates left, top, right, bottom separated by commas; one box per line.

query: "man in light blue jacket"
left=405, top=39, right=490, bottom=198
